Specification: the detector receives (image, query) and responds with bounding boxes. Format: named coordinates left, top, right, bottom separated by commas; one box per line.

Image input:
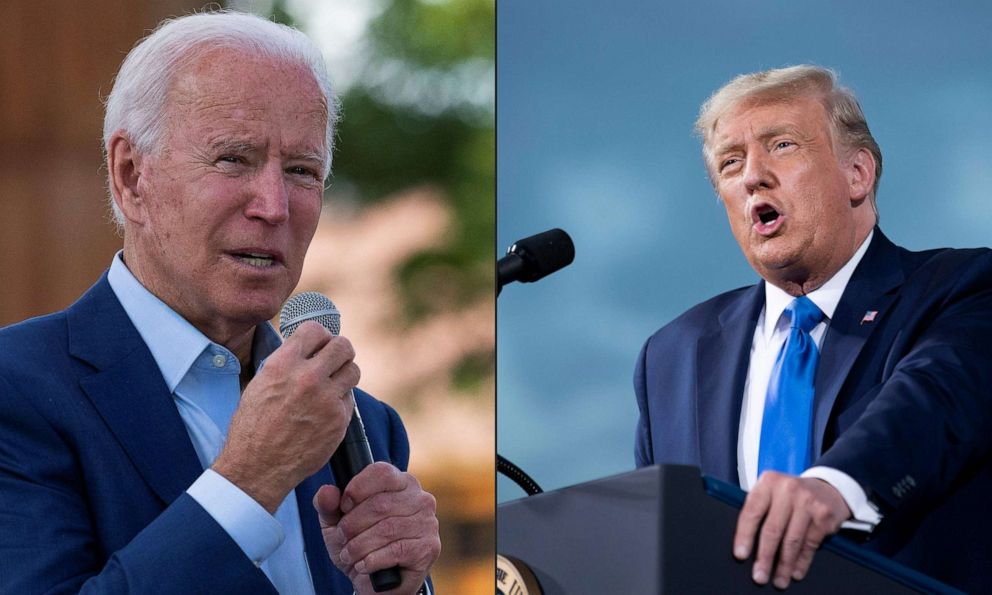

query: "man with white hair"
left=634, top=65, right=992, bottom=592
left=0, top=11, right=439, bottom=594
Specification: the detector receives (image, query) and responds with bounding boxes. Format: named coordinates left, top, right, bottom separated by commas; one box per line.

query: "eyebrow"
left=292, top=149, right=326, bottom=165
left=209, top=138, right=326, bottom=168
left=210, top=139, right=258, bottom=154
left=711, top=124, right=802, bottom=158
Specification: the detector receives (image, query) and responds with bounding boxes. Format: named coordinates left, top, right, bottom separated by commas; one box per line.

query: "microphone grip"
left=329, top=413, right=374, bottom=484
left=329, top=398, right=403, bottom=593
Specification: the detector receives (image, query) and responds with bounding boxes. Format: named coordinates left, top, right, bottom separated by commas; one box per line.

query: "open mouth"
left=751, top=202, right=784, bottom=235
left=756, top=205, right=780, bottom=225
left=232, top=252, right=278, bottom=267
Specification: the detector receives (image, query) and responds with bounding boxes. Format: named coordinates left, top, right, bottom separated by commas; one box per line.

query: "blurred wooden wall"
left=0, top=0, right=204, bottom=325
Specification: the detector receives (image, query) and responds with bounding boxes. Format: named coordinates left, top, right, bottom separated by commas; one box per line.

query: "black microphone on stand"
left=496, top=228, right=576, bottom=497
left=279, top=292, right=403, bottom=593
left=497, top=228, right=575, bottom=295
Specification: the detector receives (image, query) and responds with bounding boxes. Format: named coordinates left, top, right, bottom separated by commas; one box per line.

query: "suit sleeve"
left=816, top=250, right=992, bottom=517
left=0, top=374, right=276, bottom=595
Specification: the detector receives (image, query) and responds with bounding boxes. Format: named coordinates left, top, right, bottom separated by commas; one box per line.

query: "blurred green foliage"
left=265, top=0, right=495, bottom=392
left=271, top=0, right=494, bottom=323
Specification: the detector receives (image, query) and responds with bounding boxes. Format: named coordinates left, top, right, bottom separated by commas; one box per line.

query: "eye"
left=286, top=165, right=322, bottom=180
left=218, top=155, right=247, bottom=165
left=719, top=157, right=741, bottom=172
left=774, top=140, right=795, bottom=150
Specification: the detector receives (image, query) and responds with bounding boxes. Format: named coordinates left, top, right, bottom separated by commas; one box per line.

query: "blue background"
left=497, top=1, right=992, bottom=502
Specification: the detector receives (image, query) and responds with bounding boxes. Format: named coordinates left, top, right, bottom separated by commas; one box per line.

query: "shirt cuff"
left=802, top=466, right=882, bottom=531
left=187, top=469, right=285, bottom=566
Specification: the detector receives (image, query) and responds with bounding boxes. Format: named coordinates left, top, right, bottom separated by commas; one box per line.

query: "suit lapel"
left=812, top=230, right=905, bottom=456
left=696, top=284, right=765, bottom=485
left=295, top=465, right=345, bottom=592
left=68, top=275, right=204, bottom=505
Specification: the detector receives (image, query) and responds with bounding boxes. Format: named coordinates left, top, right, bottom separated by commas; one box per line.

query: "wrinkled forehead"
left=170, top=48, right=325, bottom=108
left=163, top=47, right=328, bottom=141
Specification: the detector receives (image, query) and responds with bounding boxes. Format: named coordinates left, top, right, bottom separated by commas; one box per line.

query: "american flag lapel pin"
left=860, top=310, right=878, bottom=325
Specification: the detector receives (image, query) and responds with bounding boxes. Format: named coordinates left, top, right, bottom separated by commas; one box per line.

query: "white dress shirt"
left=737, top=231, right=881, bottom=529
left=107, top=252, right=316, bottom=593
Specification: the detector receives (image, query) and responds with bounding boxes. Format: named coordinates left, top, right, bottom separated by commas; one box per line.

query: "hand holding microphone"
left=282, top=293, right=437, bottom=594
left=212, top=314, right=358, bottom=515
left=213, top=293, right=437, bottom=593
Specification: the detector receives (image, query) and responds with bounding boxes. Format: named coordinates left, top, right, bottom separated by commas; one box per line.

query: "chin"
left=222, top=293, right=283, bottom=324
left=749, top=250, right=801, bottom=277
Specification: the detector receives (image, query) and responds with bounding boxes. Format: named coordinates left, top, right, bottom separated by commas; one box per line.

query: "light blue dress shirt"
left=107, top=252, right=316, bottom=594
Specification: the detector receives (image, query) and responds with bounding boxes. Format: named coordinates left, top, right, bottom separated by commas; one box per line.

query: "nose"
left=742, top=150, right=775, bottom=194
left=244, top=163, right=289, bottom=224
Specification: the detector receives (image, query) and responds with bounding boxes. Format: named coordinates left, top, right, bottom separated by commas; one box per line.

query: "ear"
left=107, top=131, right=148, bottom=225
left=846, top=147, right=876, bottom=204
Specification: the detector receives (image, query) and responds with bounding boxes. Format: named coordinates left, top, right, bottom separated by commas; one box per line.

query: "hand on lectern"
left=733, top=472, right=852, bottom=590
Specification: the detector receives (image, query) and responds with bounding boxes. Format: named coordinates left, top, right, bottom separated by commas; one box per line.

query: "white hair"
left=103, top=10, right=337, bottom=226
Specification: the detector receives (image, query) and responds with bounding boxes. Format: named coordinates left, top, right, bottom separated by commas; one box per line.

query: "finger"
left=772, top=510, right=811, bottom=589
left=305, top=334, right=357, bottom=376
left=752, top=483, right=794, bottom=585
left=339, top=479, right=434, bottom=540
left=307, top=338, right=359, bottom=395
left=338, top=508, right=437, bottom=568
left=340, top=463, right=410, bottom=513
left=314, top=484, right=352, bottom=571
left=354, top=535, right=441, bottom=577
left=314, top=484, right=343, bottom=529
left=283, top=320, right=334, bottom=358
left=734, top=474, right=773, bottom=560
left=792, top=494, right=835, bottom=581
left=320, top=361, right=361, bottom=403
left=792, top=537, right=823, bottom=581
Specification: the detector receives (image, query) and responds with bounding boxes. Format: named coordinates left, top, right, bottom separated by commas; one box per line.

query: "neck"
left=766, top=224, right=875, bottom=297
left=773, top=278, right=821, bottom=297
left=122, top=242, right=258, bottom=366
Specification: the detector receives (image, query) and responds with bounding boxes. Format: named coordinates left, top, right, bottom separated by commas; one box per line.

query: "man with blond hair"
left=635, top=65, right=992, bottom=592
left=0, top=11, right=439, bottom=594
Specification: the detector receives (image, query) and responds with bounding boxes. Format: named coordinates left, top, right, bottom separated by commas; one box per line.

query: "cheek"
left=290, top=195, right=322, bottom=244
left=143, top=190, right=189, bottom=244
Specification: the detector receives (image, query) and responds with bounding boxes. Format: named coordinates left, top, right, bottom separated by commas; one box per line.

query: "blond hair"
left=696, top=65, right=882, bottom=200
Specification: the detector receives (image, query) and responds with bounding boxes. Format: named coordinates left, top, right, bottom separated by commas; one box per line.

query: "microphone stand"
left=497, top=228, right=574, bottom=496
left=497, top=454, right=543, bottom=496
left=496, top=243, right=543, bottom=496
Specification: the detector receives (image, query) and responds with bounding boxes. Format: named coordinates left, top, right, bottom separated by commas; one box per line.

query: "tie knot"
left=787, top=296, right=824, bottom=333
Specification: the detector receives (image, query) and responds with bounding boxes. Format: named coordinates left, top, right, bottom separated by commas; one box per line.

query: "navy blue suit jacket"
left=634, top=229, right=992, bottom=593
left=0, top=274, right=413, bottom=594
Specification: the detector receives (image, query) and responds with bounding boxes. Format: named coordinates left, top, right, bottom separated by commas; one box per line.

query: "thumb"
left=313, top=484, right=343, bottom=529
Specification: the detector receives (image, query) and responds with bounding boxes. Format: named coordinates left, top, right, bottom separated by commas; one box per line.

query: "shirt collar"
left=107, top=251, right=282, bottom=391
left=762, top=229, right=874, bottom=338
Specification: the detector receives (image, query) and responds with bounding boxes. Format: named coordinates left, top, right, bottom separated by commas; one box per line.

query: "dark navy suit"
left=634, top=229, right=992, bottom=593
left=0, top=274, right=412, bottom=594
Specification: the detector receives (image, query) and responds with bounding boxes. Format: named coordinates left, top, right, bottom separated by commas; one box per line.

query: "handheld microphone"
left=497, top=228, right=575, bottom=295
left=279, top=292, right=403, bottom=593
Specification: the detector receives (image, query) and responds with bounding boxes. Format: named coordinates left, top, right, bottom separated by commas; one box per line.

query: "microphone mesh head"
left=279, top=291, right=341, bottom=338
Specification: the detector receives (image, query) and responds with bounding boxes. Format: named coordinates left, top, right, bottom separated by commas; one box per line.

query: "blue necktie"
left=757, top=296, right=825, bottom=475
